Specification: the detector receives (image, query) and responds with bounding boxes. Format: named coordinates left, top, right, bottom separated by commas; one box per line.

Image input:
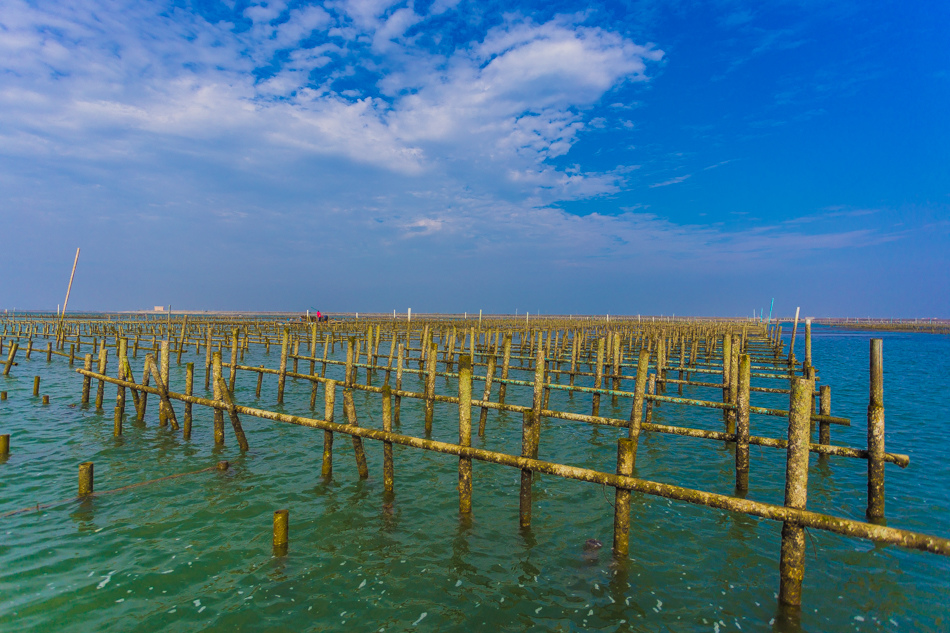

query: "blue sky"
left=1, top=0, right=947, bottom=316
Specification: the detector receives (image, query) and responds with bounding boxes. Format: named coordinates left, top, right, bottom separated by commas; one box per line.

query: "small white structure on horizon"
left=154, top=306, right=165, bottom=312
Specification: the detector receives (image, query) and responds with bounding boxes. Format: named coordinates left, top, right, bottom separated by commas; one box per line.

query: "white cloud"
left=649, top=174, right=691, bottom=188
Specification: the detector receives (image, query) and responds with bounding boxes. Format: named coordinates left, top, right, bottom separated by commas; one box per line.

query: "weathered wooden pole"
left=803, top=318, right=813, bottom=375
left=519, top=410, right=538, bottom=529
left=498, top=334, right=512, bottom=404
left=322, top=379, right=336, bottom=479
left=591, top=337, right=605, bottom=417
left=94, top=346, right=108, bottom=411
left=3, top=342, right=17, bottom=376
left=721, top=334, right=732, bottom=430
left=478, top=354, right=496, bottom=436
left=273, top=509, right=289, bottom=556
left=382, top=385, right=394, bottom=494
left=424, top=342, right=437, bottom=434
left=778, top=376, right=814, bottom=607
left=458, top=355, right=473, bottom=516
left=628, top=349, right=650, bottom=459
left=612, top=437, right=635, bottom=559
left=394, top=344, right=404, bottom=426
left=343, top=389, right=369, bottom=479
left=735, top=354, right=751, bottom=493
left=0, top=434, right=9, bottom=456
left=78, top=462, right=94, bottom=496
left=159, top=341, right=170, bottom=426
left=229, top=328, right=239, bottom=391
left=212, top=353, right=225, bottom=444
left=818, top=385, right=831, bottom=446
left=33, top=375, right=40, bottom=397
left=277, top=327, right=289, bottom=404
left=788, top=307, right=801, bottom=367
left=867, top=338, right=885, bottom=520
left=183, top=362, right=194, bottom=439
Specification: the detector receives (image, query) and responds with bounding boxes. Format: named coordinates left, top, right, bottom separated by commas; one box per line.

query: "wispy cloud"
left=649, top=174, right=691, bottom=188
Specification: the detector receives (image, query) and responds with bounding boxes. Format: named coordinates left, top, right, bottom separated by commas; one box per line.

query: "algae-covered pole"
left=147, top=354, right=180, bottom=431
left=212, top=353, right=225, bottom=444
left=519, top=410, right=539, bottom=528
left=343, top=389, right=369, bottom=479
left=394, top=344, right=404, bottom=426
left=79, top=462, right=94, bottom=496
left=592, top=338, right=605, bottom=417
left=3, top=342, right=18, bottom=376
left=778, top=376, right=814, bottom=607
left=612, top=437, right=635, bottom=559
left=273, top=509, right=289, bottom=556
left=458, top=355, right=473, bottom=516
left=184, top=363, right=194, bottom=440
left=818, top=386, right=831, bottom=446
left=277, top=327, right=289, bottom=404
left=628, top=349, right=650, bottom=462
left=867, top=338, right=885, bottom=520
left=788, top=307, right=801, bottom=367
left=95, top=346, right=108, bottom=411
left=498, top=334, right=512, bottom=404
left=804, top=318, right=813, bottom=375
left=0, top=434, right=9, bottom=456
left=215, top=373, right=250, bottom=452
left=478, top=354, right=496, bottom=436
left=735, top=354, right=751, bottom=493
left=322, top=380, right=336, bottom=479
left=382, top=385, right=394, bottom=494
left=424, top=342, right=437, bottom=434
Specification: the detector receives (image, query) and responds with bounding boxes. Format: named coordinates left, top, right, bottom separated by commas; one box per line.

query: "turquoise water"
left=1, top=326, right=948, bottom=632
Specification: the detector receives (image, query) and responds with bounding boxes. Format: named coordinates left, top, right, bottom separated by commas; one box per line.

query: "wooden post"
left=628, top=349, right=650, bottom=460
left=343, top=389, right=369, bottom=479
left=818, top=386, right=831, bottom=445
left=212, top=353, right=225, bottom=444
left=273, top=509, right=289, bottom=556
left=736, top=354, right=751, bottom=493
left=0, top=434, right=9, bottom=456
left=229, top=328, right=239, bottom=391
left=612, top=438, right=635, bottom=558
left=867, top=338, right=885, bottom=520
left=803, top=318, right=813, bottom=375
left=3, top=342, right=17, bottom=376
left=79, top=462, right=94, bottom=496
left=478, top=354, right=496, bottom=436
left=382, top=385, right=394, bottom=494
left=519, top=410, right=539, bottom=528
left=721, top=334, right=732, bottom=430
left=33, top=375, right=40, bottom=397
left=778, top=376, right=814, bottom=607
left=159, top=341, right=170, bottom=426
left=592, top=337, right=604, bottom=417
left=95, top=346, right=108, bottom=411
left=394, top=344, right=404, bottom=426
left=184, top=363, right=194, bottom=440
left=498, top=334, right=512, bottom=404
left=322, top=379, right=336, bottom=479
left=277, top=327, right=289, bottom=404
left=458, top=355, right=473, bottom=516
left=424, top=342, right=437, bottom=434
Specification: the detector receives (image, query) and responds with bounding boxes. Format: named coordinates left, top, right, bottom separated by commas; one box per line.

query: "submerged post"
left=778, top=376, right=814, bottom=607
left=612, top=437, right=635, bottom=559
left=735, top=354, right=751, bottom=493
left=273, top=509, right=289, bottom=556
left=79, top=462, right=94, bottom=496
left=867, top=338, right=885, bottom=520
left=458, top=355, right=473, bottom=516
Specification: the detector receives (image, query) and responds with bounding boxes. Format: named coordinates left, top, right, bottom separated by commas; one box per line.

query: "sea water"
left=0, top=325, right=947, bottom=632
